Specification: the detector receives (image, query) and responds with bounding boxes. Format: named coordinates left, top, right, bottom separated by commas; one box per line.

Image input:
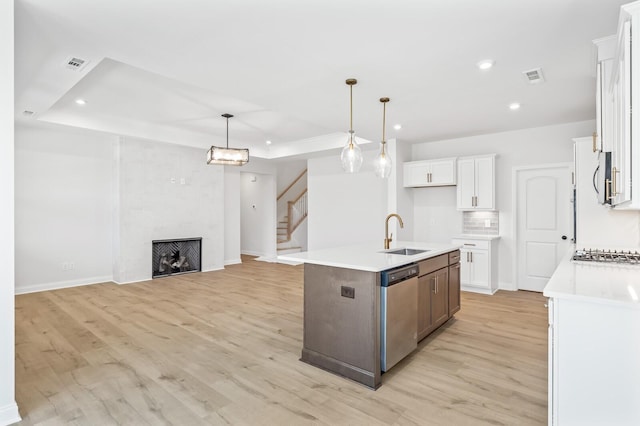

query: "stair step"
left=277, top=238, right=291, bottom=244
left=277, top=247, right=302, bottom=255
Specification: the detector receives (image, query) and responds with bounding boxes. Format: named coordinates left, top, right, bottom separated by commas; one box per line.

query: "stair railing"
left=287, top=189, right=308, bottom=238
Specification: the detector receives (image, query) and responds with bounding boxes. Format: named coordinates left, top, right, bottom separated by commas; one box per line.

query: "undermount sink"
left=381, top=248, right=429, bottom=256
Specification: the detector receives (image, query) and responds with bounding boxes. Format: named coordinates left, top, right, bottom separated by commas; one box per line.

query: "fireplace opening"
left=152, top=237, right=202, bottom=278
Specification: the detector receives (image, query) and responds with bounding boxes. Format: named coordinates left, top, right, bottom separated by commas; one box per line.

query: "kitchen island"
left=279, top=241, right=460, bottom=389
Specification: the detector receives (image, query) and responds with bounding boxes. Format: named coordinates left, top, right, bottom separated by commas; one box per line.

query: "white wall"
left=411, top=120, right=596, bottom=289
left=15, top=124, right=115, bottom=293
left=0, top=0, right=20, bottom=423
left=113, top=137, right=225, bottom=282
left=308, top=150, right=389, bottom=250
left=387, top=139, right=414, bottom=241
left=224, top=167, right=241, bottom=264
left=240, top=172, right=277, bottom=258
left=276, top=159, right=307, bottom=195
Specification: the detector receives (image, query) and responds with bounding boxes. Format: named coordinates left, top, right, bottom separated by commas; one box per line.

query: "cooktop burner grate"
left=573, top=248, right=640, bottom=264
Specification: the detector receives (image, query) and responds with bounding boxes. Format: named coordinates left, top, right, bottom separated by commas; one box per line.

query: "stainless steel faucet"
left=384, top=213, right=404, bottom=249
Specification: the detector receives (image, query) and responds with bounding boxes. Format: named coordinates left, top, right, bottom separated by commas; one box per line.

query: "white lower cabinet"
left=548, top=296, right=640, bottom=425
left=451, top=237, right=498, bottom=294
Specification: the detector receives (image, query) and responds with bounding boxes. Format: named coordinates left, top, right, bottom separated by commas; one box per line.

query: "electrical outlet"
left=180, top=178, right=186, bottom=185
left=341, top=286, right=355, bottom=299
left=484, top=219, right=491, bottom=228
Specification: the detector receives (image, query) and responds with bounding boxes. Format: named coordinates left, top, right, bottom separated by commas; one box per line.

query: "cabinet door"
left=431, top=268, right=449, bottom=329
left=457, top=159, right=475, bottom=209
left=403, top=162, right=431, bottom=187
left=468, top=249, right=490, bottom=288
left=598, top=59, right=615, bottom=153
left=417, top=274, right=432, bottom=339
left=596, top=62, right=603, bottom=153
left=448, top=263, right=461, bottom=316
left=611, top=21, right=632, bottom=206
left=459, top=249, right=471, bottom=284
left=474, top=156, right=495, bottom=209
left=429, top=159, right=456, bottom=186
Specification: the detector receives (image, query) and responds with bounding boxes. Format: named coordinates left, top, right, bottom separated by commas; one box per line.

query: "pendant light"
left=374, top=97, right=392, bottom=179
left=341, top=78, right=363, bottom=173
left=207, top=113, right=249, bottom=166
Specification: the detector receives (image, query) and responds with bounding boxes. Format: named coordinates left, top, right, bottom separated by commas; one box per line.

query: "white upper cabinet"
left=403, top=158, right=456, bottom=187
left=596, top=2, right=640, bottom=209
left=594, top=36, right=616, bottom=153
left=456, top=155, right=496, bottom=210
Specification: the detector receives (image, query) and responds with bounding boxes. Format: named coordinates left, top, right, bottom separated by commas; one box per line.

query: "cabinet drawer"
left=452, top=239, right=490, bottom=250
left=418, top=254, right=448, bottom=277
left=448, top=250, right=460, bottom=264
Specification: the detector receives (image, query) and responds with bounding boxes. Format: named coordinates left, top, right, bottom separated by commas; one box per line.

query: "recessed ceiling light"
left=265, top=140, right=272, bottom=145
left=75, top=99, right=87, bottom=105
left=393, top=124, right=402, bottom=130
left=477, top=60, right=495, bottom=70
left=509, top=102, right=521, bottom=110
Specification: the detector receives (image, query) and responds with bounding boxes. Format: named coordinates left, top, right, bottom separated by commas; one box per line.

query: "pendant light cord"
left=226, top=116, right=229, bottom=149
left=382, top=101, right=386, bottom=144
left=349, top=84, right=353, bottom=133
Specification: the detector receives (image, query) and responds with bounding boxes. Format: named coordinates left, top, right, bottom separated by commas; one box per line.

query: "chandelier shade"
left=207, top=113, right=249, bottom=166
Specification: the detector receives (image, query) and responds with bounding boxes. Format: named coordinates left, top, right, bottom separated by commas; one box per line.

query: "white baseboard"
left=499, top=281, right=517, bottom=291
left=224, top=258, right=242, bottom=266
left=256, top=255, right=277, bottom=263
left=461, top=285, right=498, bottom=295
left=15, top=275, right=113, bottom=295
left=202, top=265, right=225, bottom=273
left=276, top=258, right=304, bottom=266
left=0, top=402, right=21, bottom=426
left=112, top=278, right=149, bottom=285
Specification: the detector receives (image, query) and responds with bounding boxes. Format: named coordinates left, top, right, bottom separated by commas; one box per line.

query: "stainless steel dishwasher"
left=380, top=263, right=419, bottom=372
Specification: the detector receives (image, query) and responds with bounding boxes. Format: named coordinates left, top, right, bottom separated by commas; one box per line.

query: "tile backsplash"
left=462, top=211, right=499, bottom=235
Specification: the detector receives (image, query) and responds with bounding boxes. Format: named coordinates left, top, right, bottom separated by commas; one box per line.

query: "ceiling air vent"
left=64, top=56, right=88, bottom=71
left=22, top=110, right=34, bottom=117
left=522, top=67, right=545, bottom=84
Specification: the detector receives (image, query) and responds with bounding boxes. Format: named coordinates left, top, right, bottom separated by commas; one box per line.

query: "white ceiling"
left=14, top=0, right=628, bottom=159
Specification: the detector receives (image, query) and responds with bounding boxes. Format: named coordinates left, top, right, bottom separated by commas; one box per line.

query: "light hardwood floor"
left=15, top=257, right=548, bottom=425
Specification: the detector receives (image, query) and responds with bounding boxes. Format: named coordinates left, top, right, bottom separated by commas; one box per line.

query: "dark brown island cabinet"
left=417, top=250, right=460, bottom=341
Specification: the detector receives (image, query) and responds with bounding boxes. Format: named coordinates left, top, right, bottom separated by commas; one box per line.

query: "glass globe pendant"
left=374, top=97, right=392, bottom=178
left=341, top=79, right=363, bottom=173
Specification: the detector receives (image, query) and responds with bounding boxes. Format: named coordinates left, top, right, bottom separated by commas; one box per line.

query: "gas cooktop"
left=573, top=248, right=640, bottom=264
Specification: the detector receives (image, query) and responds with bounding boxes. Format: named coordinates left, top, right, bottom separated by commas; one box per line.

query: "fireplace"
left=152, top=237, right=202, bottom=278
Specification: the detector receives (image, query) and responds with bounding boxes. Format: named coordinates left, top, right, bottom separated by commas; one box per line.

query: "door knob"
left=561, top=235, right=567, bottom=240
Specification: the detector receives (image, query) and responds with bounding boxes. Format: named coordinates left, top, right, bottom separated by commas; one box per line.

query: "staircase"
left=277, top=169, right=308, bottom=255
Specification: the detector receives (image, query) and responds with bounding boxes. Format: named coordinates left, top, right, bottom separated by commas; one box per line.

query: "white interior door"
left=516, top=165, right=571, bottom=292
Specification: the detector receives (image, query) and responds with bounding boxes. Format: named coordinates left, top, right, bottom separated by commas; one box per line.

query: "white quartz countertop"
left=452, top=234, right=501, bottom=240
left=278, top=241, right=460, bottom=272
left=543, top=246, right=640, bottom=308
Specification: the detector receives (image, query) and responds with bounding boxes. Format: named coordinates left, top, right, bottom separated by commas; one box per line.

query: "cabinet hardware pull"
left=453, top=264, right=460, bottom=269
left=612, top=167, right=620, bottom=197
left=606, top=178, right=612, bottom=201
left=464, top=243, right=476, bottom=246
left=592, top=131, right=597, bottom=152
left=470, top=252, right=473, bottom=262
